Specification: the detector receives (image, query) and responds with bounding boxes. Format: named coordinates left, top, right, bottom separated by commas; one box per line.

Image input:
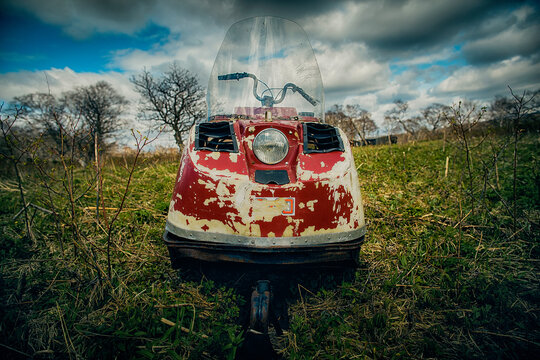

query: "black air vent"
left=303, top=123, right=344, bottom=154
left=254, top=170, right=290, bottom=185
left=195, top=122, right=238, bottom=152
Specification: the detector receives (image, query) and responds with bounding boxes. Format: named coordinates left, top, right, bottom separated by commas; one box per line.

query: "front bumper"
left=163, top=221, right=366, bottom=265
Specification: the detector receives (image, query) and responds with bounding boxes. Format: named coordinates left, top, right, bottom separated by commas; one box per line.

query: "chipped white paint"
left=198, top=179, right=215, bottom=190
left=299, top=225, right=316, bottom=236
left=206, top=152, right=221, bottom=160
left=306, top=200, right=318, bottom=212
left=250, top=223, right=261, bottom=237
left=168, top=210, right=242, bottom=235
left=167, top=124, right=365, bottom=241
left=216, top=179, right=233, bottom=197
left=243, top=133, right=256, bottom=153
left=233, top=181, right=256, bottom=209
left=283, top=225, right=294, bottom=237
left=337, top=216, right=349, bottom=226
left=249, top=197, right=292, bottom=222
left=204, top=197, right=218, bottom=206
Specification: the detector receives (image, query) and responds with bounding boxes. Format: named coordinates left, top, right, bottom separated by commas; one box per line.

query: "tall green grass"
left=1, top=135, right=538, bottom=359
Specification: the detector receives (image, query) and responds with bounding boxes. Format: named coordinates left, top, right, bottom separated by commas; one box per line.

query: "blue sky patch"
left=0, top=13, right=170, bottom=73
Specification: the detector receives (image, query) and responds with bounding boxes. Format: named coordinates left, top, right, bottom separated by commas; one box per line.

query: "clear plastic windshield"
left=208, top=16, right=324, bottom=121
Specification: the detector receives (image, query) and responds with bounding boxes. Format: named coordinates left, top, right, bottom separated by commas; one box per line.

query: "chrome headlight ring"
left=253, top=128, right=289, bottom=164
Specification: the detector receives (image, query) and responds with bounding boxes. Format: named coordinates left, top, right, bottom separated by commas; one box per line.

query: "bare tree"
left=408, top=115, right=425, bottom=137
left=326, top=104, right=378, bottom=144
left=422, top=103, right=450, bottom=134
left=14, top=93, right=72, bottom=151
left=383, top=100, right=404, bottom=143
left=131, top=63, right=205, bottom=149
left=63, top=81, right=128, bottom=159
left=384, top=100, right=408, bottom=132
left=345, top=104, right=377, bottom=145
left=489, top=89, right=540, bottom=134
left=384, top=100, right=423, bottom=140
left=325, top=104, right=355, bottom=140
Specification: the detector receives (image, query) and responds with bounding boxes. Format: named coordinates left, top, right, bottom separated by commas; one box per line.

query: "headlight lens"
left=253, top=129, right=289, bottom=164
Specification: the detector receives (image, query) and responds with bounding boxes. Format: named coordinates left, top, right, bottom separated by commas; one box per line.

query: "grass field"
left=1, top=134, right=538, bottom=359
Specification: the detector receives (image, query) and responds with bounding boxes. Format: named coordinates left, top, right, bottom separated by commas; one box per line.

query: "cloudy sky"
left=1, top=0, right=539, bottom=138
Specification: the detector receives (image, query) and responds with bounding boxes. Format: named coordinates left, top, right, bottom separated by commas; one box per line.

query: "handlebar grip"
left=218, top=72, right=249, bottom=80
left=295, top=87, right=318, bottom=106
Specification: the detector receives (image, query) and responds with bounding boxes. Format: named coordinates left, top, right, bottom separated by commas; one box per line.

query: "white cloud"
left=9, top=0, right=154, bottom=38
left=314, top=42, right=390, bottom=95
left=302, top=0, right=492, bottom=51
left=0, top=67, right=139, bottom=104
left=2, top=0, right=539, bottom=140
left=8, top=0, right=230, bottom=39
left=392, top=47, right=456, bottom=67
left=109, top=33, right=222, bottom=82
left=434, top=56, right=540, bottom=97
left=111, top=24, right=391, bottom=107
left=343, top=93, right=378, bottom=110
left=462, top=7, right=540, bottom=64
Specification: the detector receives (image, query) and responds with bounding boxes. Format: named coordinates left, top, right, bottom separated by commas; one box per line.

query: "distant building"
left=351, top=135, right=397, bottom=146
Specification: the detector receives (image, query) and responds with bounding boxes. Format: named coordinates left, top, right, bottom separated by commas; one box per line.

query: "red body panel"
left=167, top=118, right=365, bottom=240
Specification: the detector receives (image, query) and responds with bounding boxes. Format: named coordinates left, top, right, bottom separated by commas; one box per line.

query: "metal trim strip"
left=164, top=220, right=366, bottom=248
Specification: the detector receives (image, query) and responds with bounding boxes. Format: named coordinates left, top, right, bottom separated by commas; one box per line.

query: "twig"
left=507, top=86, right=535, bottom=234
left=472, top=330, right=540, bottom=347
left=395, top=284, right=440, bottom=289
left=0, top=343, right=31, bottom=357
left=155, top=303, right=197, bottom=332
left=57, top=302, right=76, bottom=359
left=1, top=106, right=36, bottom=244
left=32, top=270, right=61, bottom=304
left=105, top=128, right=162, bottom=279
left=1, top=257, right=68, bottom=266
left=474, top=232, right=483, bottom=262
left=75, top=328, right=152, bottom=341
left=84, top=206, right=139, bottom=212
left=160, top=317, right=208, bottom=339
left=453, top=208, right=473, bottom=229
left=13, top=202, right=53, bottom=220
left=297, top=283, right=318, bottom=320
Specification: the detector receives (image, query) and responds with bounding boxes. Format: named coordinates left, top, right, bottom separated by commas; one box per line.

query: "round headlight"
left=253, top=129, right=289, bottom=164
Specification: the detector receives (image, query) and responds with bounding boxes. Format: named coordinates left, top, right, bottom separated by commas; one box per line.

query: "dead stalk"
left=0, top=105, right=36, bottom=245
left=104, top=129, right=162, bottom=280
left=507, top=86, right=535, bottom=234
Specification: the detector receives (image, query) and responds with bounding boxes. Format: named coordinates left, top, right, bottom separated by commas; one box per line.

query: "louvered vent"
left=195, top=122, right=238, bottom=152
left=303, top=123, right=344, bottom=154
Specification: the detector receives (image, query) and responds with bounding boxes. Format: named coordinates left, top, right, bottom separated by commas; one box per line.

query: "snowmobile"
left=163, top=16, right=366, bottom=355
left=164, top=16, right=365, bottom=266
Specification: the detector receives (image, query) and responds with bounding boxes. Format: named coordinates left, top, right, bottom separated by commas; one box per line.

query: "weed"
left=1, top=135, right=538, bottom=359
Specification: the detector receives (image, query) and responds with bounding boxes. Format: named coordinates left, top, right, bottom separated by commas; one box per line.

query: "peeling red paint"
left=168, top=119, right=365, bottom=239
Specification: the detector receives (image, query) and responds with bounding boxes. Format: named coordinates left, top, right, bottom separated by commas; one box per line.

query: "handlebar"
left=218, top=72, right=318, bottom=107
left=217, top=72, right=250, bottom=81
left=277, top=83, right=318, bottom=106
